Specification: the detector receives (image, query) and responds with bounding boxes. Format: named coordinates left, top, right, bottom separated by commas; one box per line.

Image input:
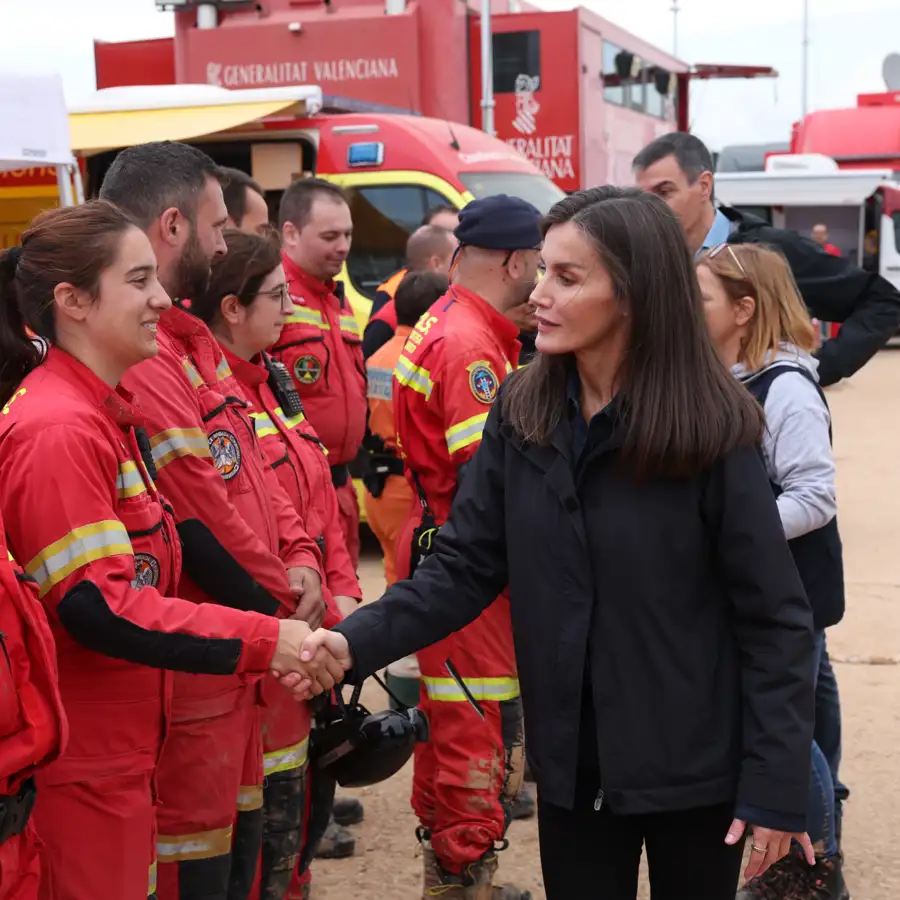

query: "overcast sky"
left=1, top=0, right=898, bottom=149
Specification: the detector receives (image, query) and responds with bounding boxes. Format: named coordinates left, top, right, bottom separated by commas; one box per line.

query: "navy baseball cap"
left=454, top=194, right=542, bottom=251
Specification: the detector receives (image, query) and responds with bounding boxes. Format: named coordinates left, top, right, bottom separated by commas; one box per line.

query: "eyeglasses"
left=253, top=283, right=290, bottom=304
left=706, top=242, right=748, bottom=279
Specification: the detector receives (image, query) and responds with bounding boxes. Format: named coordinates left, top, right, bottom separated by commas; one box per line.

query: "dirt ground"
left=313, top=348, right=900, bottom=900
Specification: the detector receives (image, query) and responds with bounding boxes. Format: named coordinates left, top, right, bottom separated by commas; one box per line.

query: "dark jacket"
left=723, top=205, right=900, bottom=387
left=335, top=389, right=815, bottom=826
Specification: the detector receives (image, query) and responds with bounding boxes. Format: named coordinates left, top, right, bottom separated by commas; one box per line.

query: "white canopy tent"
left=0, top=71, right=80, bottom=206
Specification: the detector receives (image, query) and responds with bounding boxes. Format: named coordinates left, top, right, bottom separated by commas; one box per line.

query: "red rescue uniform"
left=0, top=349, right=280, bottom=900
left=0, top=537, right=65, bottom=900
left=393, top=286, right=522, bottom=873
left=222, top=347, right=355, bottom=897
left=122, top=307, right=321, bottom=900
left=364, top=326, right=416, bottom=586
left=272, top=254, right=367, bottom=568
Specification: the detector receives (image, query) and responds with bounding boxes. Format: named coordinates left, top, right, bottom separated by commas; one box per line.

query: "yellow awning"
left=70, top=98, right=308, bottom=155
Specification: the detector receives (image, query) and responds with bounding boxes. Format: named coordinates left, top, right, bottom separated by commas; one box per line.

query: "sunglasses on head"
left=707, top=242, right=748, bottom=279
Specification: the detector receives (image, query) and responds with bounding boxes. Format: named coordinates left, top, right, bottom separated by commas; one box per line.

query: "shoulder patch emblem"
left=467, top=361, right=499, bottom=404
left=294, top=354, right=322, bottom=385
left=209, top=429, right=243, bottom=481
left=132, top=553, right=160, bottom=590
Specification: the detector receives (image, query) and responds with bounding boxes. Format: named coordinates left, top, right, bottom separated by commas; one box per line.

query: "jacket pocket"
left=273, top=333, right=331, bottom=395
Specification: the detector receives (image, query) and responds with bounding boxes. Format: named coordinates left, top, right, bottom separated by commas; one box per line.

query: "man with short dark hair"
left=363, top=224, right=458, bottom=359
left=103, top=142, right=325, bottom=900
left=272, top=177, right=367, bottom=572
left=812, top=223, right=842, bottom=257
left=219, top=166, right=270, bottom=234
left=634, top=131, right=900, bottom=387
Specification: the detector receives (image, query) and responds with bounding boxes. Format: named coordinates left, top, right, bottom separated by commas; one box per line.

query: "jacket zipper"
left=594, top=789, right=605, bottom=812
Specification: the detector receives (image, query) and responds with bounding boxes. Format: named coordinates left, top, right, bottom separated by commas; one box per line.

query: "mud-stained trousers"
left=251, top=676, right=311, bottom=900
left=412, top=622, right=524, bottom=875
left=35, top=769, right=159, bottom=900
left=156, top=682, right=258, bottom=900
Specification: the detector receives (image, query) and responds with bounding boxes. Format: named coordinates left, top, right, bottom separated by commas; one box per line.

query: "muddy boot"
left=507, top=786, right=535, bottom=821
left=332, top=796, right=364, bottom=827
left=417, top=828, right=442, bottom=898
left=313, top=817, right=356, bottom=860
left=425, top=851, right=532, bottom=900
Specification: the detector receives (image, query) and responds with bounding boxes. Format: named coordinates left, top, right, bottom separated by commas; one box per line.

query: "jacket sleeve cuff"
left=284, top=550, right=323, bottom=576
left=237, top=618, right=280, bottom=673
left=332, top=619, right=367, bottom=685
left=734, top=803, right=807, bottom=835
left=736, top=770, right=809, bottom=825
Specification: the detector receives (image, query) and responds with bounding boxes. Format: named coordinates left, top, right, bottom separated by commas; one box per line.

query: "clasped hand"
left=271, top=621, right=353, bottom=700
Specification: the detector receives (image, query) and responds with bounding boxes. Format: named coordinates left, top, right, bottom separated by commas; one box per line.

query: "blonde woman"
left=698, top=242, right=849, bottom=900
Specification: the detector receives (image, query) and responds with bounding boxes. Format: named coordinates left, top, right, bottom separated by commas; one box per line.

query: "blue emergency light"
left=347, top=142, right=385, bottom=168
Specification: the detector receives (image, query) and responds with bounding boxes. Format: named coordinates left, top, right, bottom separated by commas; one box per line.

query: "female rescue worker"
left=0, top=531, right=66, bottom=900
left=297, top=187, right=818, bottom=900
left=0, top=202, right=340, bottom=900
left=191, top=228, right=362, bottom=898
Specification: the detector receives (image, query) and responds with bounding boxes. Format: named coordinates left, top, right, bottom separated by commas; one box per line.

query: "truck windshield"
left=459, top=172, right=565, bottom=214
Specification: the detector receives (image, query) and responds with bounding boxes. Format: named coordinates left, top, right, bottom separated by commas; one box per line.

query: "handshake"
left=270, top=619, right=355, bottom=701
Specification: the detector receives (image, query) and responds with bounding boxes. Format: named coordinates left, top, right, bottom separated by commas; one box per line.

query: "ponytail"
left=0, top=201, right=137, bottom=407
left=0, top=247, right=42, bottom=407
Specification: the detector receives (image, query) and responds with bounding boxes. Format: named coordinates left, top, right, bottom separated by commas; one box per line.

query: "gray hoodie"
left=733, top=344, right=837, bottom=541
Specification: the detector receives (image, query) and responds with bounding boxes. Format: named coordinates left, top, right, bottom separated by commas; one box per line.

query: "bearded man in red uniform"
left=393, top=196, right=542, bottom=900
left=272, top=178, right=366, bottom=570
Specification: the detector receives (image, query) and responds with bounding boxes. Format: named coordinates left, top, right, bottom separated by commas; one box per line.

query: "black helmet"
left=310, top=678, right=429, bottom=788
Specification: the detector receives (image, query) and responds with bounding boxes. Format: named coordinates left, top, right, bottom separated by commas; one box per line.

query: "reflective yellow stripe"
left=182, top=358, right=204, bottom=389
left=150, top=428, right=212, bottom=470
left=445, top=413, right=489, bottom=455
left=7, top=549, right=15, bottom=564
left=117, top=460, right=147, bottom=500
left=340, top=314, right=360, bottom=338
left=366, top=365, right=393, bottom=401
left=215, top=357, right=232, bottom=382
left=250, top=411, right=279, bottom=439
left=285, top=305, right=329, bottom=329
left=26, top=520, right=133, bottom=598
left=505, top=360, right=514, bottom=374
left=148, top=860, right=158, bottom=897
left=395, top=355, right=434, bottom=399
left=274, top=406, right=305, bottom=430
left=422, top=676, right=520, bottom=703
left=157, top=826, right=233, bottom=863
left=236, top=785, right=264, bottom=812
left=263, top=737, right=310, bottom=776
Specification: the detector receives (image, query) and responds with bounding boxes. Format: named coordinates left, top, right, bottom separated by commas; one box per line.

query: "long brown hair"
left=503, top=186, right=764, bottom=479
left=0, top=200, right=137, bottom=405
left=190, top=228, right=283, bottom=325
left=698, top=242, right=818, bottom=372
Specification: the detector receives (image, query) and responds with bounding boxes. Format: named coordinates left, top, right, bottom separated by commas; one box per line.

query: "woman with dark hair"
left=295, top=187, right=817, bottom=900
left=190, top=228, right=360, bottom=897
left=0, top=202, right=338, bottom=900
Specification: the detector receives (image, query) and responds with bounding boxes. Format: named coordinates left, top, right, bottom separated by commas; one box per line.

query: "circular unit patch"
left=132, top=553, right=161, bottom=590
left=209, top=429, right=243, bottom=481
left=293, top=355, right=322, bottom=385
left=468, top=363, right=499, bottom=404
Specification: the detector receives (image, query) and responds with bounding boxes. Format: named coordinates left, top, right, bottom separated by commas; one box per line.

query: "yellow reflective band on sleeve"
left=215, top=357, right=232, bottom=382
left=395, top=355, right=434, bottom=399
left=117, top=461, right=147, bottom=500
left=7, top=549, right=15, bottom=564
left=250, top=411, right=279, bottom=439
left=340, top=314, right=361, bottom=338
left=157, top=826, right=233, bottom=863
left=263, top=737, right=310, bottom=776
left=422, top=676, right=520, bottom=703
left=505, top=360, right=514, bottom=374
left=445, top=412, right=489, bottom=455
left=236, top=785, right=264, bottom=812
left=26, top=520, right=133, bottom=598
left=150, top=428, right=213, bottom=471
left=181, top=358, right=204, bottom=389
left=285, top=306, right=330, bottom=329
left=148, top=860, right=157, bottom=898
left=274, top=406, right=305, bottom=430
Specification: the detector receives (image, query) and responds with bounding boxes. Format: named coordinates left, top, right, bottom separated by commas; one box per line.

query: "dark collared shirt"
left=566, top=367, right=619, bottom=472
